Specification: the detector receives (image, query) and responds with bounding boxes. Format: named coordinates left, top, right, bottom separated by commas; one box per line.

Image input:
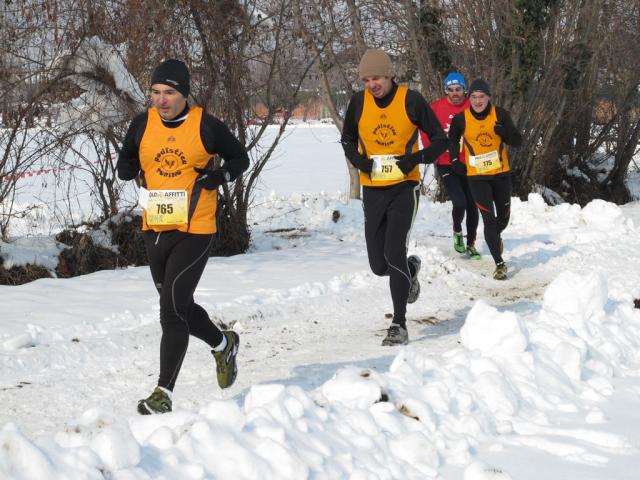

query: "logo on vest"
left=476, top=132, right=493, bottom=147
left=167, top=135, right=176, bottom=143
left=154, top=147, right=188, bottom=177
left=372, top=123, right=397, bottom=147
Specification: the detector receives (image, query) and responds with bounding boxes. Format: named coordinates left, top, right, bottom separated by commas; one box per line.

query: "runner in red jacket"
left=419, top=73, right=480, bottom=259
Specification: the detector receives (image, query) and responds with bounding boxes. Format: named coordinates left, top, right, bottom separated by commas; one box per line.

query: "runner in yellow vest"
left=341, top=49, right=448, bottom=345
left=448, top=79, right=522, bottom=280
left=117, top=59, right=249, bottom=414
left=420, top=72, right=480, bottom=259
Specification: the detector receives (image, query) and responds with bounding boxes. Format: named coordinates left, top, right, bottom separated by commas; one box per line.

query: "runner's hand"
left=351, top=154, right=373, bottom=174
left=494, top=123, right=506, bottom=138
left=394, top=154, right=419, bottom=175
left=194, top=167, right=229, bottom=190
left=451, top=158, right=467, bottom=176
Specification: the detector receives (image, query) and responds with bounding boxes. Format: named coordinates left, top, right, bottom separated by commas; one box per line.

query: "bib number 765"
left=156, top=203, right=174, bottom=215
left=146, top=190, right=188, bottom=226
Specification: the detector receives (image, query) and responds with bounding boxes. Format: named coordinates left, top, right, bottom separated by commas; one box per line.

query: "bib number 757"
left=371, top=155, right=405, bottom=181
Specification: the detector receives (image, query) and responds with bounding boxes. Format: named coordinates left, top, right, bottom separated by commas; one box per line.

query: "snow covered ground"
left=2, top=124, right=640, bottom=479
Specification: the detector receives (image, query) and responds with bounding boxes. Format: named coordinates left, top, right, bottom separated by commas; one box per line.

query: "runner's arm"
left=201, top=113, right=250, bottom=180
left=340, top=92, right=366, bottom=165
left=448, top=112, right=465, bottom=161
left=495, top=106, right=523, bottom=147
left=117, top=113, right=147, bottom=181
left=406, top=91, right=448, bottom=163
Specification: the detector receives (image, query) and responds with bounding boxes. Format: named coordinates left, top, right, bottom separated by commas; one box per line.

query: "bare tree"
left=3, top=0, right=638, bottom=247
left=291, top=0, right=365, bottom=198
left=0, top=0, right=79, bottom=237
left=392, top=0, right=640, bottom=205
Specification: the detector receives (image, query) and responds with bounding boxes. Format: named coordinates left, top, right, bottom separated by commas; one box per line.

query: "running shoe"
left=212, top=331, right=240, bottom=389
left=381, top=324, right=409, bottom=346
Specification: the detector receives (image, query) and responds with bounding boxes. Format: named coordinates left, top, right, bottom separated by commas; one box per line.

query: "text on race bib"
left=370, top=155, right=405, bottom=181
left=469, top=150, right=501, bottom=174
left=145, top=190, right=188, bottom=226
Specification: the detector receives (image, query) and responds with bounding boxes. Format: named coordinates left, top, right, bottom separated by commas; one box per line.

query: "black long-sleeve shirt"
left=448, top=102, right=522, bottom=162
left=340, top=82, right=448, bottom=167
left=117, top=104, right=249, bottom=181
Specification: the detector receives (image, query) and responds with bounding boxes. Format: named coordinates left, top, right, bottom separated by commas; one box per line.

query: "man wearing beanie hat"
left=420, top=72, right=481, bottom=260
left=117, top=59, right=250, bottom=414
left=448, top=79, right=523, bottom=280
left=341, top=48, right=448, bottom=346
left=468, top=78, right=491, bottom=96
left=151, top=59, right=191, bottom=99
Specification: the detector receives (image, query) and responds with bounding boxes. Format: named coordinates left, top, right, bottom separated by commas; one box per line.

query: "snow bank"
left=1, top=271, right=638, bottom=479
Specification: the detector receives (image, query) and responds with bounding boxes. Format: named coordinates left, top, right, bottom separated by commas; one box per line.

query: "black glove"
left=350, top=154, right=373, bottom=174
left=194, top=167, right=230, bottom=190
left=396, top=149, right=439, bottom=173
left=394, top=154, right=419, bottom=175
left=451, top=158, right=467, bottom=176
left=494, top=123, right=506, bottom=138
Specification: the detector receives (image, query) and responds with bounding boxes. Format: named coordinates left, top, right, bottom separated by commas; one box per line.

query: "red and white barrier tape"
left=0, top=167, right=71, bottom=181
left=1, top=155, right=114, bottom=181
left=1, top=169, right=60, bottom=181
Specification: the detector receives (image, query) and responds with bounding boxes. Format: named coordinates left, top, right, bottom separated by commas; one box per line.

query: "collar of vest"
left=372, top=82, right=399, bottom=108
left=161, top=103, right=191, bottom=125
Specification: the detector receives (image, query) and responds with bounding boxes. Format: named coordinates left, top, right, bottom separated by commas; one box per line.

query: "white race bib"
left=144, top=190, right=188, bottom=226
left=469, top=150, right=501, bottom=173
left=370, top=155, right=405, bottom=181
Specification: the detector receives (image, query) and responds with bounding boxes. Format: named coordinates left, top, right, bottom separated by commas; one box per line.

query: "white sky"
left=1, top=125, right=640, bottom=479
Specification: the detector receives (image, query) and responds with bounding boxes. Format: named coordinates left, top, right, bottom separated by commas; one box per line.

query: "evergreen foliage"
left=419, top=4, right=452, bottom=76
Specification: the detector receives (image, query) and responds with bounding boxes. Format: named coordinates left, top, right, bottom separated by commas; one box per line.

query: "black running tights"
left=438, top=164, right=479, bottom=245
left=468, top=175, right=512, bottom=265
left=363, top=182, right=420, bottom=325
left=144, top=230, right=222, bottom=391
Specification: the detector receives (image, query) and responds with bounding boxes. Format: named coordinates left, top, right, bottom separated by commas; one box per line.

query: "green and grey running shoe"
left=137, top=387, right=172, bottom=415
left=466, top=244, right=481, bottom=260
left=493, top=262, right=508, bottom=280
left=382, top=324, right=409, bottom=346
left=407, top=255, right=421, bottom=304
left=212, top=331, right=240, bottom=389
left=453, top=231, right=465, bottom=253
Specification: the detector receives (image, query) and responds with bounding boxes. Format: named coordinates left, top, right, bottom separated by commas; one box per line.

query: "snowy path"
left=2, top=193, right=640, bottom=479
left=1, top=210, right=553, bottom=438
left=0, top=197, right=613, bottom=434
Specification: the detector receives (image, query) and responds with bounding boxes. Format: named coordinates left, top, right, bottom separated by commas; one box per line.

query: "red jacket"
left=420, top=96, right=470, bottom=166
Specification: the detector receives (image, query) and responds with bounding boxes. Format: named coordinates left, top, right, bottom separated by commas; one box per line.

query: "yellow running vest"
left=139, top=106, right=218, bottom=234
left=357, top=86, right=420, bottom=187
left=461, top=106, right=510, bottom=177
